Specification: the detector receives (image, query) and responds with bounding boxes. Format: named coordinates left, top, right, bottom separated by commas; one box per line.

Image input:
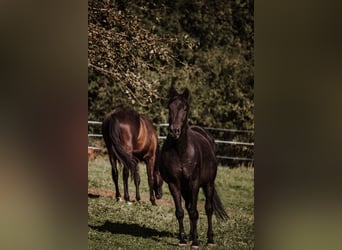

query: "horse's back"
left=103, top=107, right=140, bottom=129
left=190, top=125, right=216, bottom=150
left=189, top=128, right=218, bottom=180
left=112, top=107, right=140, bottom=129
left=116, top=107, right=141, bottom=135
left=189, top=126, right=216, bottom=157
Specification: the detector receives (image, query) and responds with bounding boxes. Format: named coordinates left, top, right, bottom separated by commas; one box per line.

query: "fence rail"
left=88, top=121, right=254, bottom=162
left=217, top=156, right=254, bottom=161
left=88, top=133, right=103, bottom=137
left=88, top=121, right=102, bottom=125
left=157, top=123, right=254, bottom=133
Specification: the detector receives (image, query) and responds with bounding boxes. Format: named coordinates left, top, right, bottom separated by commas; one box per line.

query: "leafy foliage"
left=88, top=0, right=254, bottom=165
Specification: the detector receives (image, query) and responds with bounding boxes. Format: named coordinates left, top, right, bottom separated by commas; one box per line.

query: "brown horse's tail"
left=212, top=187, right=229, bottom=220
left=102, top=114, right=137, bottom=174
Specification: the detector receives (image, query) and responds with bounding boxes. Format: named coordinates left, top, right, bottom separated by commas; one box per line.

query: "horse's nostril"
left=173, top=128, right=180, bottom=134
left=169, top=126, right=181, bottom=138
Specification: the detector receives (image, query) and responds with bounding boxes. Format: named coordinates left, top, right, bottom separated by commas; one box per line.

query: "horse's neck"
left=176, top=124, right=190, bottom=150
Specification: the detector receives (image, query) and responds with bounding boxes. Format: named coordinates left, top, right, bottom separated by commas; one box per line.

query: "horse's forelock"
left=168, top=87, right=190, bottom=105
left=168, top=93, right=189, bottom=107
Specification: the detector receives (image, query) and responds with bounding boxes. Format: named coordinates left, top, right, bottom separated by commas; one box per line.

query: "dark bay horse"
left=102, top=107, right=163, bottom=205
left=160, top=87, right=228, bottom=248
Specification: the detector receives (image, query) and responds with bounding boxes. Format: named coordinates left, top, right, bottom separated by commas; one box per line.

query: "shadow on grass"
left=88, top=193, right=100, bottom=199
left=89, top=221, right=180, bottom=246
left=89, top=221, right=175, bottom=238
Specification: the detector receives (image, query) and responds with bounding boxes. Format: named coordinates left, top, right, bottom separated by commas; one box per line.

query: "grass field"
left=88, top=156, right=254, bottom=249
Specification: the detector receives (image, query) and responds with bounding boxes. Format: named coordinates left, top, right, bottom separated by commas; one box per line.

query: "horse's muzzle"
left=169, top=126, right=181, bottom=139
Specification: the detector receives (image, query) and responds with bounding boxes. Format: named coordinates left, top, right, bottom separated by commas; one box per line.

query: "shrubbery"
left=88, top=0, right=254, bottom=166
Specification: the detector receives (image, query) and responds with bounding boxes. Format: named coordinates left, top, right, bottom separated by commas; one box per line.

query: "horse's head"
left=167, top=87, right=190, bottom=139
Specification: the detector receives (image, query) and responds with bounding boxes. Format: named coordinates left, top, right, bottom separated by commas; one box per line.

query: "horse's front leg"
left=188, top=186, right=200, bottom=248
left=169, top=182, right=187, bottom=246
left=145, top=157, right=156, bottom=205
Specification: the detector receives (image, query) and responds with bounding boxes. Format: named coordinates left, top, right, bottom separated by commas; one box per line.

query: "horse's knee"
left=175, top=208, right=184, bottom=220
left=148, top=177, right=154, bottom=188
left=189, top=209, right=199, bottom=220
left=205, top=202, right=213, bottom=214
left=134, top=176, right=141, bottom=186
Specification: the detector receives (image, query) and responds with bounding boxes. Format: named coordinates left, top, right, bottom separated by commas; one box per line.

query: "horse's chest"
left=177, top=145, right=198, bottom=176
left=161, top=141, right=199, bottom=180
left=163, top=153, right=196, bottom=177
left=180, top=160, right=197, bottom=178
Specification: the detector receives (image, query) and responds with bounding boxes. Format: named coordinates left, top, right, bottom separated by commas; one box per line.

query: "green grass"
left=88, top=157, right=254, bottom=249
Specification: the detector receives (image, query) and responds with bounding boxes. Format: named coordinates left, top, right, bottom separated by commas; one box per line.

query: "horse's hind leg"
left=145, top=157, right=156, bottom=205
left=123, top=166, right=130, bottom=202
left=203, top=184, right=215, bottom=245
left=109, top=153, right=121, bottom=201
left=133, top=164, right=141, bottom=201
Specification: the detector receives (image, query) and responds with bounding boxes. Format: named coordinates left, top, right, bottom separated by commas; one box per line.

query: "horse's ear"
left=182, top=88, right=190, bottom=99
left=168, top=86, right=178, bottom=99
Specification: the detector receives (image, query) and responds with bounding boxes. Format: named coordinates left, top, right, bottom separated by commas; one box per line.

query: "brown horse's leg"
left=145, top=157, right=156, bottom=205
left=133, top=164, right=141, bottom=201
left=109, top=153, right=121, bottom=200
left=203, top=184, right=215, bottom=245
left=123, top=166, right=130, bottom=202
left=169, top=182, right=186, bottom=245
left=183, top=191, right=194, bottom=243
left=187, top=186, right=200, bottom=248
left=122, top=144, right=134, bottom=203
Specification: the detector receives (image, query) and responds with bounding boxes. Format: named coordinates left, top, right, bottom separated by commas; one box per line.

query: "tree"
left=88, top=0, right=181, bottom=120
left=88, top=0, right=254, bottom=166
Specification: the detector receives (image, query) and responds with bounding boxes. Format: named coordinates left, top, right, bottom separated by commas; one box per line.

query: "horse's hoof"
left=190, top=240, right=199, bottom=249
left=116, top=197, right=122, bottom=202
left=126, top=201, right=133, bottom=205
left=178, top=238, right=187, bottom=247
left=207, top=243, right=216, bottom=247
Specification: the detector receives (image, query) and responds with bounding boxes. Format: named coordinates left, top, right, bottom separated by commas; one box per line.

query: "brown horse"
left=160, top=87, right=228, bottom=248
left=102, top=107, right=163, bottom=205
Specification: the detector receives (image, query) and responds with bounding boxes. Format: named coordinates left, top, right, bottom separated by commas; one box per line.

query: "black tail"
left=212, top=187, right=229, bottom=220
left=102, top=114, right=137, bottom=174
